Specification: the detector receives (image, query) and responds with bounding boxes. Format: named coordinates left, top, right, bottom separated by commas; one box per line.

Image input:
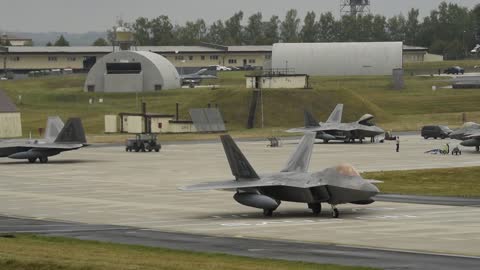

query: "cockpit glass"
left=336, top=164, right=360, bottom=177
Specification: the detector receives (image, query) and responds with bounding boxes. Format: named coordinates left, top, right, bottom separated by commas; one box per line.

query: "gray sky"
left=1, top=0, right=478, bottom=33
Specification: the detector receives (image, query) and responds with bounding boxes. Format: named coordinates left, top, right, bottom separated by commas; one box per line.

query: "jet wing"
left=8, top=142, right=85, bottom=150
left=465, top=132, right=480, bottom=139
left=281, top=133, right=315, bottom=173
left=286, top=127, right=324, bottom=133
left=179, top=179, right=277, bottom=191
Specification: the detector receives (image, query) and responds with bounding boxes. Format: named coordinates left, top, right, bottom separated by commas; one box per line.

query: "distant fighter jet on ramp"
left=449, top=122, right=480, bottom=151
left=287, top=104, right=384, bottom=143
left=181, top=133, right=381, bottom=218
left=0, top=118, right=87, bottom=163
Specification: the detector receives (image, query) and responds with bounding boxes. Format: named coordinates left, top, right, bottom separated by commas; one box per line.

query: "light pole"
left=463, top=30, right=467, bottom=59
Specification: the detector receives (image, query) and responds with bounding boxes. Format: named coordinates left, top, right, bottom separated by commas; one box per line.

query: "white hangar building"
left=271, top=42, right=403, bottom=76
left=84, top=50, right=181, bottom=93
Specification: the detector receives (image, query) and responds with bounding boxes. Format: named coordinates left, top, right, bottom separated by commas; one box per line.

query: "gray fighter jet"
left=287, top=104, right=384, bottom=143
left=449, top=122, right=480, bottom=151
left=181, top=133, right=381, bottom=218
left=180, top=68, right=217, bottom=86
left=0, top=118, right=87, bottom=163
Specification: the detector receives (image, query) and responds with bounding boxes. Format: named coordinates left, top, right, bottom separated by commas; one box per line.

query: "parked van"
left=421, top=125, right=452, bottom=139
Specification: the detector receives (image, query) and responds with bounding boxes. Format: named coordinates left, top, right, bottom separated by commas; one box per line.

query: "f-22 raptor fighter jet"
left=0, top=118, right=87, bottom=163
left=449, top=122, right=480, bottom=151
left=181, top=133, right=381, bottom=218
left=287, top=104, right=384, bottom=143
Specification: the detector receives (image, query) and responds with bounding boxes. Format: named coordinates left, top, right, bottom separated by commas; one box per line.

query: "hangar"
left=271, top=42, right=403, bottom=76
left=0, top=89, right=22, bottom=138
left=84, top=50, right=181, bottom=92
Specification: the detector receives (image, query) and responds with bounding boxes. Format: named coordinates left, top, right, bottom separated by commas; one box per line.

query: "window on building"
left=175, top=55, right=184, bottom=61
left=188, top=56, right=194, bottom=61
left=210, top=55, right=219, bottom=60
left=67, top=56, right=76, bottom=61
left=48, top=56, right=58, bottom=62
left=201, top=56, right=205, bottom=60
left=9, top=56, right=20, bottom=61
left=228, top=59, right=237, bottom=64
left=248, top=59, right=256, bottom=64
left=87, top=85, right=95, bottom=92
left=265, top=55, right=271, bottom=60
left=155, top=84, right=162, bottom=91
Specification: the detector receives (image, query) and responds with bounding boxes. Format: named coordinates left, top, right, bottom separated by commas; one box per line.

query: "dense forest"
left=107, top=2, right=480, bottom=60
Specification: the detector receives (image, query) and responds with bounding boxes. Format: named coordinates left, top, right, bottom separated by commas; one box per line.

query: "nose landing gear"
left=331, top=204, right=339, bottom=218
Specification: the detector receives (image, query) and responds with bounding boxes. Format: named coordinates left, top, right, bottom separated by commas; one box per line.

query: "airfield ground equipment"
left=126, top=133, right=161, bottom=152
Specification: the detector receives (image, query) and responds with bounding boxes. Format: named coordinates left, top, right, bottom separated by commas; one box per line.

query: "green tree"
left=92, top=37, right=109, bottom=46
left=300, top=11, right=318, bottom=42
left=54, top=35, right=70, bottom=46
left=372, top=15, right=388, bottom=41
left=318, top=12, right=338, bottom=42
left=264, top=15, right=280, bottom=44
left=207, top=20, right=227, bottom=44
left=132, top=17, right=151, bottom=45
left=405, top=8, right=420, bottom=45
left=244, top=12, right=264, bottom=45
left=150, top=15, right=175, bottom=45
left=45, top=41, right=53, bottom=46
left=224, top=11, right=244, bottom=45
left=176, top=19, right=207, bottom=45
left=280, top=9, right=300, bottom=42
left=387, top=15, right=406, bottom=41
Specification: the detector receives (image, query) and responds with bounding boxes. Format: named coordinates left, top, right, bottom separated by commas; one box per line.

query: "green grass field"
left=362, top=166, right=480, bottom=197
left=0, top=235, right=376, bottom=270
left=1, top=59, right=480, bottom=140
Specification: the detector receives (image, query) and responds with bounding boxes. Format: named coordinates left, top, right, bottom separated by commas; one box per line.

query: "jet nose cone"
left=362, top=182, right=380, bottom=194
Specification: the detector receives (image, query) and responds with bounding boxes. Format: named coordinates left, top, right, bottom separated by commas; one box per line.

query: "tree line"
left=58, top=2, right=480, bottom=60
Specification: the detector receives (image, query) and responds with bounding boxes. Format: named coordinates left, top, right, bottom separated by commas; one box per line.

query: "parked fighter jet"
left=0, top=118, right=87, bottom=163
left=180, top=68, right=217, bottom=86
left=181, top=133, right=381, bottom=218
left=449, top=122, right=480, bottom=151
left=287, top=104, right=384, bottom=143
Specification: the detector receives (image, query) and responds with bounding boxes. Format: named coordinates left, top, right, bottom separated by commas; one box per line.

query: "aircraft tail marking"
left=221, top=135, right=259, bottom=180
left=54, top=118, right=87, bottom=144
left=326, top=104, right=343, bottom=123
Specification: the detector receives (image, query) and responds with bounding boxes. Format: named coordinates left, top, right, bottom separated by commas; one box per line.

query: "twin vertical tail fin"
left=326, top=104, right=343, bottom=123
left=220, top=135, right=259, bottom=180
left=44, top=116, right=64, bottom=142
left=54, top=118, right=87, bottom=144
left=304, top=110, right=320, bottom=127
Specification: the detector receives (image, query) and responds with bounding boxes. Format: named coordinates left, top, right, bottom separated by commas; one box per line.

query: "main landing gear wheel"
left=39, top=156, right=48, bottom=163
left=28, top=158, right=36, bottom=163
left=263, top=209, right=273, bottom=217
left=476, top=146, right=479, bottom=152
left=323, top=139, right=329, bottom=143
left=331, top=205, right=339, bottom=218
left=308, top=203, right=322, bottom=215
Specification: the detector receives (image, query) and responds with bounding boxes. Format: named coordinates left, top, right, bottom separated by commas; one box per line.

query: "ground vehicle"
left=126, top=133, right=161, bottom=152
left=208, top=65, right=231, bottom=71
left=421, top=125, right=452, bottom=139
left=444, top=66, right=464, bottom=75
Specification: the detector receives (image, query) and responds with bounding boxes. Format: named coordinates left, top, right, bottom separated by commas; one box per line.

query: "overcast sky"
left=1, top=0, right=478, bottom=33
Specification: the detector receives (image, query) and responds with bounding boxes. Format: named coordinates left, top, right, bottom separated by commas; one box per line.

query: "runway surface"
left=1, top=215, right=479, bottom=270
left=0, top=134, right=480, bottom=266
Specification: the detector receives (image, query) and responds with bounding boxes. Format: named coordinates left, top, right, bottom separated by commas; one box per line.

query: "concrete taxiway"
left=1, top=215, right=479, bottom=270
left=0, top=135, right=479, bottom=259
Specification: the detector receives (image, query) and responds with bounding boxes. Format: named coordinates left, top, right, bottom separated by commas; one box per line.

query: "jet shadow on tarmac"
left=181, top=133, right=381, bottom=218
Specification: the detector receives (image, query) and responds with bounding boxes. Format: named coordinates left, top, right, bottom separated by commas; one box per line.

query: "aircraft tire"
left=309, top=203, right=322, bottom=215
left=323, top=139, right=329, bottom=143
left=39, top=157, right=48, bottom=163
left=332, top=208, right=339, bottom=218
left=263, top=209, right=273, bottom=217
left=28, top=158, right=36, bottom=163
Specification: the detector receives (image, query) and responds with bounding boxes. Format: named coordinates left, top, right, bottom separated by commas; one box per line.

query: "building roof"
left=403, top=45, right=428, bottom=51
left=0, top=89, right=18, bottom=113
left=3, top=44, right=425, bottom=54
left=4, top=45, right=273, bottom=54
